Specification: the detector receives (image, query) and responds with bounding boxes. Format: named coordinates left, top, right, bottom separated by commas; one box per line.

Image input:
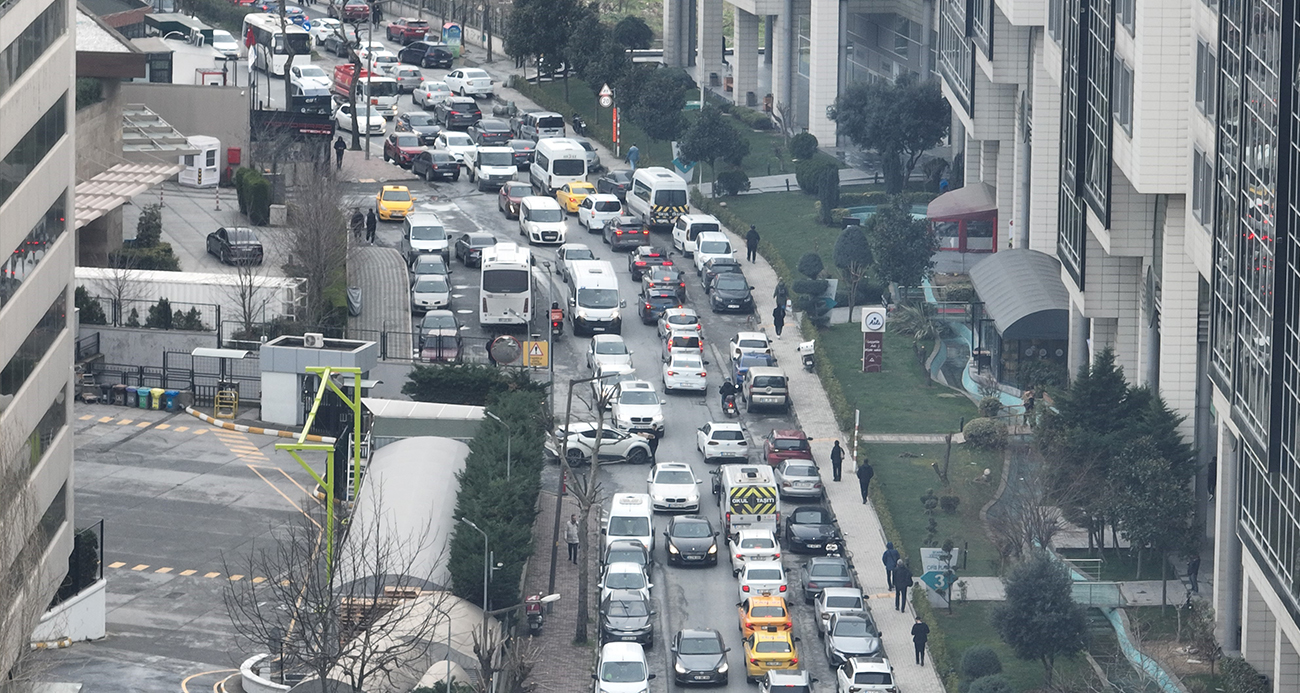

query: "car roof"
left=847, top=656, right=891, bottom=671
left=606, top=539, right=648, bottom=552
left=809, top=555, right=849, bottom=565
left=736, top=527, right=776, bottom=538
left=592, top=333, right=624, bottom=342
left=588, top=193, right=620, bottom=201
left=752, top=630, right=794, bottom=644
left=604, top=561, right=644, bottom=573
left=748, top=366, right=785, bottom=376
left=696, top=231, right=730, bottom=242
left=600, top=642, right=648, bottom=662
left=654, top=461, right=692, bottom=471
left=620, top=380, right=654, bottom=391
left=742, top=561, right=784, bottom=574
left=735, top=331, right=768, bottom=341
left=382, top=185, right=409, bottom=192
left=664, top=307, right=697, bottom=315
left=679, top=628, right=723, bottom=639
left=766, top=670, right=812, bottom=684
left=522, top=195, right=562, bottom=209
left=820, top=587, right=863, bottom=599
left=706, top=421, right=744, bottom=431
left=406, top=211, right=442, bottom=223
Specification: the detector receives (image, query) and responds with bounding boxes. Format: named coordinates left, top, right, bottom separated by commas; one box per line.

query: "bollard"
left=785, top=179, right=790, bottom=192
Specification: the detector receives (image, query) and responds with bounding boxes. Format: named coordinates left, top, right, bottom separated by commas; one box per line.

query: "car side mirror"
left=649, top=609, right=656, bottom=615
left=725, top=647, right=732, bottom=652
left=647, top=583, right=654, bottom=589
left=647, top=674, right=656, bottom=680
left=697, top=480, right=703, bottom=484
left=591, top=674, right=598, bottom=681
left=660, top=400, right=667, bottom=405
left=620, top=300, right=627, bottom=308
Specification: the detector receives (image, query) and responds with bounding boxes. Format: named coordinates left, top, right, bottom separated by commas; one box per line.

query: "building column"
left=1242, top=577, right=1276, bottom=673
left=806, top=0, right=839, bottom=142
left=697, top=0, right=724, bottom=94
left=765, top=17, right=774, bottom=65
left=772, top=2, right=794, bottom=123
left=663, top=0, right=686, bottom=67
left=734, top=8, right=759, bottom=106
left=1213, top=425, right=1243, bottom=653
left=1278, top=634, right=1300, bottom=693
left=1067, top=301, right=1088, bottom=379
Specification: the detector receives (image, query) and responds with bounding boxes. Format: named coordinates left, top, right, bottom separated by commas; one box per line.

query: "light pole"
left=458, top=517, right=490, bottom=645
left=484, top=410, right=513, bottom=480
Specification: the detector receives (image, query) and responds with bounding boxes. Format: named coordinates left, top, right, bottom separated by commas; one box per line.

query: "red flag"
left=245, top=27, right=255, bottom=47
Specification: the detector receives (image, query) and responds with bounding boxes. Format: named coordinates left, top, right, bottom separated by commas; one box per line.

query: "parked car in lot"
left=695, top=421, right=747, bottom=463
left=603, top=215, right=649, bottom=250
left=398, top=40, right=454, bottom=68
left=773, top=459, right=823, bottom=499
left=206, top=226, right=263, bottom=265
left=763, top=429, right=813, bottom=466
left=412, top=150, right=460, bottom=182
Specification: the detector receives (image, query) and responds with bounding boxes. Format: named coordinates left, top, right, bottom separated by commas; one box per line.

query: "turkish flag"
left=245, top=27, right=255, bottom=47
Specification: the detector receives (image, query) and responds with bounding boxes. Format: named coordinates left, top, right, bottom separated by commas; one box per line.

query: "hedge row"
left=234, top=167, right=273, bottom=226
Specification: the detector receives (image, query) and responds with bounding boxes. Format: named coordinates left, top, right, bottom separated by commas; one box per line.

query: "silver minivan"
left=743, top=366, right=790, bottom=412
left=402, top=213, right=449, bottom=263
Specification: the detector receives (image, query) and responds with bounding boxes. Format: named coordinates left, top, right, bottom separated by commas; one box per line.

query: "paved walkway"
left=858, top=433, right=966, bottom=443
left=348, top=244, right=412, bottom=356
left=698, top=167, right=881, bottom=196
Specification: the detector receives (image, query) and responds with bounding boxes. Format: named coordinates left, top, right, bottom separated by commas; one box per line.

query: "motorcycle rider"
left=550, top=301, right=564, bottom=335
left=572, top=112, right=585, bottom=136
left=719, top=378, right=739, bottom=411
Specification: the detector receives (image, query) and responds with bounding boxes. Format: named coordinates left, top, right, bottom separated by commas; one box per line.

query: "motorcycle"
left=798, top=340, right=816, bottom=372
left=550, top=306, right=565, bottom=338
left=525, top=593, right=544, bottom=635
left=572, top=113, right=587, bottom=137
left=722, top=392, right=738, bottom=417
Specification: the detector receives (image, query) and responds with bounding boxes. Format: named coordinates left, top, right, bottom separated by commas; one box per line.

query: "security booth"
left=968, top=249, right=1071, bottom=388
left=927, top=182, right=999, bottom=253
left=178, top=135, right=220, bottom=188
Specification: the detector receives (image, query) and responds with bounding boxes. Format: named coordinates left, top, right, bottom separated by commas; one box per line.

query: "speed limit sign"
left=599, top=94, right=613, bottom=108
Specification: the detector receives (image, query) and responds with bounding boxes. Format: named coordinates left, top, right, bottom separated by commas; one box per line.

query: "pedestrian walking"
left=911, top=617, right=931, bottom=665
left=830, top=440, right=844, bottom=481
left=856, top=459, right=874, bottom=503
left=1187, top=553, right=1201, bottom=593
left=365, top=209, right=377, bottom=243
left=1023, top=389, right=1036, bottom=425
left=565, top=514, right=580, bottom=564
left=882, top=541, right=900, bottom=588
left=626, top=144, right=640, bottom=171
left=745, top=225, right=761, bottom=263
left=893, top=559, right=913, bottom=612
left=774, top=281, right=788, bottom=305
left=772, top=304, right=786, bottom=337
left=334, top=136, right=347, bottom=170
left=350, top=208, right=365, bottom=241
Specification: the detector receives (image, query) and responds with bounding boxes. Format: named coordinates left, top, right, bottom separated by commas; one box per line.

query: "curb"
left=183, top=407, right=336, bottom=444
left=30, top=637, right=71, bottom=650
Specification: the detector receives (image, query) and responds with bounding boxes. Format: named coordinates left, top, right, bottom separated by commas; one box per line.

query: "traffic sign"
left=919, top=570, right=951, bottom=592
left=599, top=83, right=613, bottom=97
left=523, top=340, right=549, bottom=368
left=599, top=94, right=613, bottom=108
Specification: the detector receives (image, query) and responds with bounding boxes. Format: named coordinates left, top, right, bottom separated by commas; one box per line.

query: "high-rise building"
left=0, top=0, right=76, bottom=673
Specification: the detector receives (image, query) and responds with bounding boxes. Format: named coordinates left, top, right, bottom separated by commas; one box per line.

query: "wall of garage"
left=118, top=82, right=250, bottom=172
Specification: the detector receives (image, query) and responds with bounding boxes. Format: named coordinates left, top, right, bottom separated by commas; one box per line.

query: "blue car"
left=732, top=351, right=776, bottom=383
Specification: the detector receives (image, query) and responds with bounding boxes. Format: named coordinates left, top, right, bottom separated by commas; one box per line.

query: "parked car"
left=628, top=245, right=673, bottom=280
left=444, top=68, right=494, bottom=97
left=599, top=590, right=655, bottom=646
left=409, top=253, right=450, bottom=285
left=386, top=17, right=430, bottom=44
left=814, top=587, right=865, bottom=636
left=695, top=421, right=747, bottom=463
left=824, top=611, right=882, bottom=666
left=595, top=642, right=654, bottom=693
left=597, top=169, right=634, bottom=200
left=206, top=226, right=263, bottom=265
left=434, top=96, right=481, bottom=129
left=497, top=181, right=530, bottom=218
left=710, top=274, right=755, bottom=313
left=412, top=150, right=461, bottom=182
left=413, top=79, right=452, bottom=108
left=418, top=311, right=462, bottom=362
left=700, top=256, right=744, bottom=292
left=573, top=136, right=602, bottom=172
left=784, top=505, right=841, bottom=554
left=763, top=429, right=814, bottom=466
left=773, top=459, right=823, bottom=499
left=661, top=515, right=718, bottom=565
left=545, top=421, right=652, bottom=465
left=798, top=556, right=854, bottom=604
left=398, top=40, right=454, bottom=68
left=453, top=232, right=497, bottom=267
left=507, top=138, right=535, bottom=168
left=411, top=275, right=451, bottom=312
left=395, top=111, right=441, bottom=145
left=382, top=132, right=423, bottom=167
left=730, top=331, right=773, bottom=361
left=835, top=656, right=897, bottom=693
left=733, top=352, right=778, bottom=384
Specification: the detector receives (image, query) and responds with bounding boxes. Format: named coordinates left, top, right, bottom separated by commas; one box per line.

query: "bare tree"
left=223, top=259, right=275, bottom=341
left=469, top=620, right=541, bottom=693
left=223, top=498, right=450, bottom=691
left=566, top=387, right=617, bottom=644
left=986, top=465, right=1066, bottom=572
left=276, top=176, right=350, bottom=326
left=94, top=253, right=144, bottom=326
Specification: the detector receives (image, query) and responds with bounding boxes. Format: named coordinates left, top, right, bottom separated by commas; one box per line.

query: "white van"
left=672, top=214, right=722, bottom=257
left=402, top=213, right=449, bottom=263
left=624, top=167, right=689, bottom=232
left=604, top=493, right=654, bottom=551
left=568, top=260, right=624, bottom=335
left=356, top=76, right=400, bottom=117
left=519, top=196, right=567, bottom=245
left=717, top=464, right=780, bottom=535
left=529, top=138, right=587, bottom=195
left=465, top=145, right=517, bottom=191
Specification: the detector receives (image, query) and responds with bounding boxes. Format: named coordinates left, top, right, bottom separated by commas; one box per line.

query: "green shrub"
left=962, top=417, right=1008, bottom=450
left=246, top=175, right=272, bottom=226
left=189, top=0, right=255, bottom=32
left=75, top=286, right=107, bottom=325
left=145, top=298, right=173, bottom=329
left=234, top=167, right=255, bottom=214
left=960, top=645, right=1002, bottom=681
left=1221, top=657, right=1270, bottom=693
left=134, top=203, right=163, bottom=246
left=790, top=132, right=819, bottom=160
left=403, top=364, right=547, bottom=406
left=732, top=107, right=772, bottom=130
left=111, top=244, right=181, bottom=271
left=939, top=493, right=961, bottom=514
left=795, top=158, right=837, bottom=195
left=1017, top=358, right=1069, bottom=390
left=967, top=674, right=1013, bottom=693
left=977, top=396, right=1003, bottom=419
left=172, top=307, right=207, bottom=331
left=818, top=167, right=840, bottom=225
left=797, top=252, right=824, bottom=279
left=715, top=170, right=751, bottom=196
left=792, top=278, right=829, bottom=296
left=75, top=78, right=103, bottom=111
left=125, top=308, right=140, bottom=327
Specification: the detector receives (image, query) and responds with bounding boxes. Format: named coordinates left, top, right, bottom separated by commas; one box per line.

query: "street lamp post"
left=458, top=517, right=490, bottom=646
left=484, top=411, right=512, bottom=480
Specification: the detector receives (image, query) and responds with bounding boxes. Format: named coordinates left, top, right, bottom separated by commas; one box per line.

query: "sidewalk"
left=348, top=244, right=412, bottom=356
left=698, top=167, right=880, bottom=196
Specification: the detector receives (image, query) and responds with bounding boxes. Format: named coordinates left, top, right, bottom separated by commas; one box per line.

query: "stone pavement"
left=348, top=244, right=412, bottom=356
left=858, top=433, right=966, bottom=444
left=698, top=167, right=880, bottom=196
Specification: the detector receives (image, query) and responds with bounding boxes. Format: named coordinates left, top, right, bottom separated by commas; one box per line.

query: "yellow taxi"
left=376, top=185, right=415, bottom=221
left=737, top=595, right=792, bottom=637
left=743, top=628, right=799, bottom=682
left=555, top=181, right=596, bottom=213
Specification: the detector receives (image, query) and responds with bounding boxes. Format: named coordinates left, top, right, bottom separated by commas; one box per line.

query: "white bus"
left=243, top=13, right=311, bottom=76
left=479, top=242, right=533, bottom=328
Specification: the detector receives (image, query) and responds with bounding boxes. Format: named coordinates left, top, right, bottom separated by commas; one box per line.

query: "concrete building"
left=0, top=0, right=77, bottom=671
left=662, top=0, right=936, bottom=143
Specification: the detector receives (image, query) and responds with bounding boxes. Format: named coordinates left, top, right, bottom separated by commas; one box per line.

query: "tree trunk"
left=1042, top=655, right=1054, bottom=685
left=1136, top=547, right=1143, bottom=580
left=574, top=503, right=592, bottom=643
left=882, top=152, right=904, bottom=194
left=1160, top=553, right=1168, bottom=609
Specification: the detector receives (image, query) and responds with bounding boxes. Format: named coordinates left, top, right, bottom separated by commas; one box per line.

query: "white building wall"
left=1028, top=31, right=1060, bottom=255
left=1159, top=195, right=1201, bottom=441
left=806, top=0, right=840, bottom=142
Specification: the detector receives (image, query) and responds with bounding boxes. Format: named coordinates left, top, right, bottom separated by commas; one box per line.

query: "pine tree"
left=992, top=552, right=1087, bottom=685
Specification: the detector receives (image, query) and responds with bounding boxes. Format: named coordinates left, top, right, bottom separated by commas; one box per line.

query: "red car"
left=497, top=181, right=530, bottom=219
left=386, top=17, right=430, bottom=44
left=383, top=133, right=423, bottom=168
left=763, top=430, right=813, bottom=466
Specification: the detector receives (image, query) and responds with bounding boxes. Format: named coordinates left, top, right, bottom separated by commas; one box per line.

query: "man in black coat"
left=365, top=209, right=377, bottom=243
left=892, top=559, right=913, bottom=612
left=334, top=136, right=347, bottom=170
left=745, top=225, right=760, bottom=262
left=830, top=440, right=844, bottom=481
left=911, top=617, right=931, bottom=665
left=856, top=459, right=874, bottom=503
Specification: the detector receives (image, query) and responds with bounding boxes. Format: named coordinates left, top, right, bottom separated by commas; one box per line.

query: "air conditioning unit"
left=303, top=333, right=325, bottom=348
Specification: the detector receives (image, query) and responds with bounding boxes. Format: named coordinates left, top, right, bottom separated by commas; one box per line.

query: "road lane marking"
left=131, top=564, right=149, bottom=571
left=117, top=419, right=133, bottom=425
left=204, top=572, right=221, bottom=578
left=99, top=416, right=114, bottom=422
left=180, top=569, right=197, bottom=576
left=108, top=561, right=125, bottom=568
left=248, top=464, right=320, bottom=527
left=174, top=426, right=189, bottom=432
left=155, top=567, right=173, bottom=574
left=229, top=575, right=244, bottom=581
left=79, top=415, right=93, bottom=420
left=156, top=423, right=171, bottom=430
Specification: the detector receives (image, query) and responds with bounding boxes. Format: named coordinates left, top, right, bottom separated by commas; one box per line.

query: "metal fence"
left=75, top=333, right=100, bottom=362
left=88, top=350, right=262, bottom=405
left=51, top=519, right=103, bottom=608
left=220, top=321, right=503, bottom=365
left=83, top=295, right=222, bottom=334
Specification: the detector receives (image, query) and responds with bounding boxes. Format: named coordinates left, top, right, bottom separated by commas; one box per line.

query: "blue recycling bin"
left=136, top=387, right=150, bottom=409
left=124, top=386, right=138, bottom=407
left=163, top=390, right=180, bottom=411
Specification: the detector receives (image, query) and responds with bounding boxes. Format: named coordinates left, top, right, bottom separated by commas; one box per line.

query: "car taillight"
left=785, top=620, right=793, bottom=628
left=482, top=298, right=488, bottom=311
left=791, top=658, right=798, bottom=665
left=664, top=260, right=673, bottom=265
left=735, top=553, right=742, bottom=558
left=750, top=659, right=760, bottom=665
left=779, top=585, right=786, bottom=592
left=635, top=261, right=646, bottom=266
left=698, top=372, right=707, bottom=377
left=645, top=303, right=653, bottom=310
left=450, top=110, right=460, bottom=115
left=742, top=585, right=750, bottom=592
left=666, top=370, right=676, bottom=376
left=371, top=98, right=378, bottom=104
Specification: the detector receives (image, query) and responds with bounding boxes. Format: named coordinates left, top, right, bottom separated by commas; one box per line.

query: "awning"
left=75, top=163, right=184, bottom=229
left=362, top=398, right=485, bottom=439
left=927, top=182, right=998, bottom=219
left=191, top=348, right=249, bottom=360
left=969, top=249, right=1070, bottom=341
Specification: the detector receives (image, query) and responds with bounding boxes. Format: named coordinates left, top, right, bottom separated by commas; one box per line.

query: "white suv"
left=546, top=422, right=652, bottom=466
left=611, top=380, right=666, bottom=438
left=693, top=231, right=735, bottom=275
left=836, top=656, right=897, bottom=693
left=595, top=642, right=655, bottom=693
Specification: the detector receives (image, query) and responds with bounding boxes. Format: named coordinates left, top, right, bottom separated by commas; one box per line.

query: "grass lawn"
left=861, top=441, right=1003, bottom=577
left=1059, top=547, right=1175, bottom=582
left=936, top=602, right=1090, bottom=692
left=820, top=323, right=977, bottom=434
left=724, top=191, right=834, bottom=273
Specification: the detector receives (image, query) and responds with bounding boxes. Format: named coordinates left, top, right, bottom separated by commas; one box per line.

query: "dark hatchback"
left=641, top=267, right=686, bottom=302
left=395, top=111, right=441, bottom=145
left=628, top=245, right=674, bottom=280
left=662, top=515, right=719, bottom=566
left=639, top=287, right=681, bottom=324
left=597, top=169, right=634, bottom=201
left=603, top=214, right=649, bottom=250
left=435, top=96, right=481, bottom=129
left=506, top=138, right=535, bottom=168
left=700, top=256, right=744, bottom=292
left=710, top=274, right=755, bottom=313
left=599, top=589, right=655, bottom=646
left=412, top=150, right=461, bottom=182
left=783, top=505, right=842, bottom=554
left=397, top=40, right=454, bottom=68
left=467, top=118, right=512, bottom=145
left=453, top=232, right=497, bottom=267
left=671, top=629, right=730, bottom=685
left=206, top=226, right=263, bottom=265
left=800, top=556, right=855, bottom=604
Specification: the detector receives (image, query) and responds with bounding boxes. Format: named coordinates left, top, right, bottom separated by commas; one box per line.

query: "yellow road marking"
left=274, top=466, right=320, bottom=505
left=248, top=465, right=320, bottom=527
left=180, top=569, right=197, bottom=576
left=131, top=564, right=149, bottom=571
left=174, top=426, right=189, bottom=432
left=193, top=429, right=207, bottom=435
left=229, top=574, right=244, bottom=581
left=280, top=579, right=291, bottom=586
left=180, top=668, right=239, bottom=693
left=99, top=416, right=114, bottom=422
left=108, top=561, right=125, bottom=569
left=155, top=567, right=173, bottom=574
left=79, top=414, right=93, bottom=420
left=136, top=421, right=152, bottom=428
left=252, top=577, right=266, bottom=583
left=156, top=423, right=171, bottom=430
left=118, top=419, right=133, bottom=425
left=204, top=572, right=220, bottom=578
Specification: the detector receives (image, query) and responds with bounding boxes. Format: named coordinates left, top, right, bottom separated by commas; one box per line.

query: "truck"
left=465, top=145, right=518, bottom=191
left=331, top=64, right=400, bottom=117
left=714, top=464, right=780, bottom=536
left=75, top=267, right=306, bottom=330
left=385, top=17, right=430, bottom=45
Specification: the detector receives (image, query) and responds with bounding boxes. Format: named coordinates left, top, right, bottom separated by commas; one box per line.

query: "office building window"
left=23, top=388, right=66, bottom=470
left=1115, top=0, right=1134, bottom=34
left=972, top=0, right=992, bottom=57
left=0, top=0, right=67, bottom=98
left=1113, top=57, right=1133, bottom=134
left=1048, top=0, right=1063, bottom=43
left=0, top=94, right=67, bottom=207
left=1, top=193, right=66, bottom=310
left=1196, top=39, right=1216, bottom=117
left=1192, top=148, right=1213, bottom=223
left=38, top=482, right=67, bottom=541
left=0, top=292, right=66, bottom=397
left=1081, top=0, right=1114, bottom=222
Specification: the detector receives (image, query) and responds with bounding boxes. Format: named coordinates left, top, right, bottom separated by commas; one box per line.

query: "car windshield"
left=671, top=357, right=703, bottom=370
left=394, top=134, right=420, bottom=147
left=430, top=152, right=455, bottom=162
left=774, top=438, right=809, bottom=451
left=527, top=207, right=564, bottom=223
left=793, top=509, right=831, bottom=524
left=738, top=338, right=767, bottom=349
left=600, top=661, right=647, bottom=683
left=753, top=376, right=787, bottom=388
left=680, top=635, right=723, bottom=654
left=619, top=390, right=658, bottom=406
left=297, top=65, right=326, bottom=78
left=606, top=571, right=645, bottom=589
left=715, top=276, right=748, bottom=290
left=656, top=470, right=695, bottom=485
left=750, top=605, right=786, bottom=618
left=747, top=568, right=783, bottom=580
left=595, top=340, right=627, bottom=354
left=480, top=151, right=514, bottom=166
left=578, top=288, right=620, bottom=309
left=607, top=549, right=645, bottom=565
left=754, top=640, right=792, bottom=654
left=825, top=595, right=863, bottom=609
left=711, top=429, right=744, bottom=441
left=670, top=521, right=711, bottom=538
left=414, top=277, right=448, bottom=293
left=812, top=562, right=850, bottom=577
left=382, top=190, right=411, bottom=201
left=226, top=228, right=258, bottom=243
left=444, top=133, right=472, bottom=146
left=469, top=235, right=495, bottom=248
left=365, top=80, right=399, bottom=96
left=608, top=516, right=651, bottom=537
left=595, top=200, right=621, bottom=212
left=423, top=81, right=449, bottom=92
left=421, top=313, right=456, bottom=329
left=740, top=537, right=775, bottom=549
left=687, top=223, right=719, bottom=237
left=606, top=598, right=649, bottom=617
left=833, top=618, right=878, bottom=637
left=406, top=112, right=436, bottom=125
left=502, top=184, right=530, bottom=198
left=784, top=464, right=817, bottom=477
left=578, top=140, right=596, bottom=152
left=854, top=673, right=893, bottom=685
left=654, top=189, right=687, bottom=206
left=481, top=269, right=529, bottom=293
left=699, top=241, right=731, bottom=254
left=554, top=159, right=586, bottom=176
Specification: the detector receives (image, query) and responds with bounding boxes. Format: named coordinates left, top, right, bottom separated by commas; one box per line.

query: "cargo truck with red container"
left=332, top=64, right=401, bottom=117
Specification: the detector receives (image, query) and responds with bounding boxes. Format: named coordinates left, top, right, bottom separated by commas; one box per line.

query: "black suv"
left=398, top=41, right=454, bottom=69
left=709, top=274, right=755, bottom=313
left=467, top=118, right=512, bottom=145
left=597, top=169, right=634, bottom=201
left=412, top=150, right=461, bottom=182
left=434, top=96, right=481, bottom=129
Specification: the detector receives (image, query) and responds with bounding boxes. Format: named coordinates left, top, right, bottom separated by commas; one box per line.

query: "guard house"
left=259, top=335, right=379, bottom=427
left=968, top=249, right=1071, bottom=389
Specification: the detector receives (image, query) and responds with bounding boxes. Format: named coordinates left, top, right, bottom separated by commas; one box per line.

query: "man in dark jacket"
left=911, top=617, right=931, bottom=665
left=334, top=136, right=347, bottom=170
left=745, top=225, right=760, bottom=262
left=892, top=559, right=913, bottom=612
left=856, top=459, right=874, bottom=503
left=365, top=209, right=377, bottom=243
left=830, top=440, right=844, bottom=481
left=882, top=541, right=900, bottom=588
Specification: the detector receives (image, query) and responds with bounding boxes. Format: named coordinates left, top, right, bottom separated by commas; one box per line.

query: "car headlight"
left=717, top=661, right=728, bottom=673
left=668, top=544, right=679, bottom=554
left=674, top=662, right=687, bottom=674
left=652, top=413, right=664, bottom=423
left=707, top=543, right=717, bottom=554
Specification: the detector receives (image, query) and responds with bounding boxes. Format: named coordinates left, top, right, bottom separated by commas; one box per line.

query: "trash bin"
left=124, top=386, right=137, bottom=407
left=99, top=383, right=113, bottom=402
left=163, top=390, right=180, bottom=411
left=137, top=387, right=150, bottom=409
left=150, top=388, right=165, bottom=410
left=113, top=384, right=127, bottom=405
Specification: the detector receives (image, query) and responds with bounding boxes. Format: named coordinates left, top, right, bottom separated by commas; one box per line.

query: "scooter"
left=551, top=306, right=564, bottom=338
left=572, top=113, right=587, bottom=137
left=722, top=392, right=738, bottom=417
left=798, top=340, right=816, bottom=372
left=525, top=593, right=544, bottom=635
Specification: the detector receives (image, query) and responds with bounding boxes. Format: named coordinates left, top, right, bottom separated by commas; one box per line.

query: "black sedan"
left=628, top=245, right=674, bottom=280
left=598, top=169, right=634, bottom=201
left=799, top=556, right=855, bottom=604
left=412, top=150, right=461, bottom=182
left=599, top=589, right=655, bottom=646
left=641, top=267, right=686, bottom=302
left=700, top=257, right=744, bottom=292
left=784, top=506, right=841, bottom=554
left=507, top=138, right=535, bottom=169
left=671, top=628, right=730, bottom=685
left=454, top=232, right=497, bottom=267
left=395, top=111, right=441, bottom=145
left=662, top=515, right=719, bottom=566
left=206, top=226, right=263, bottom=265
left=640, top=287, right=681, bottom=325
left=467, top=118, right=512, bottom=145
left=434, top=96, right=481, bottom=129
left=397, top=40, right=454, bottom=68
left=710, top=274, right=755, bottom=313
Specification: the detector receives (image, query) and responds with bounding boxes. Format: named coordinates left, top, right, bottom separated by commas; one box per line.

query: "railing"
left=51, top=519, right=103, bottom=608
left=82, top=295, right=222, bottom=336
left=75, top=333, right=101, bottom=362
